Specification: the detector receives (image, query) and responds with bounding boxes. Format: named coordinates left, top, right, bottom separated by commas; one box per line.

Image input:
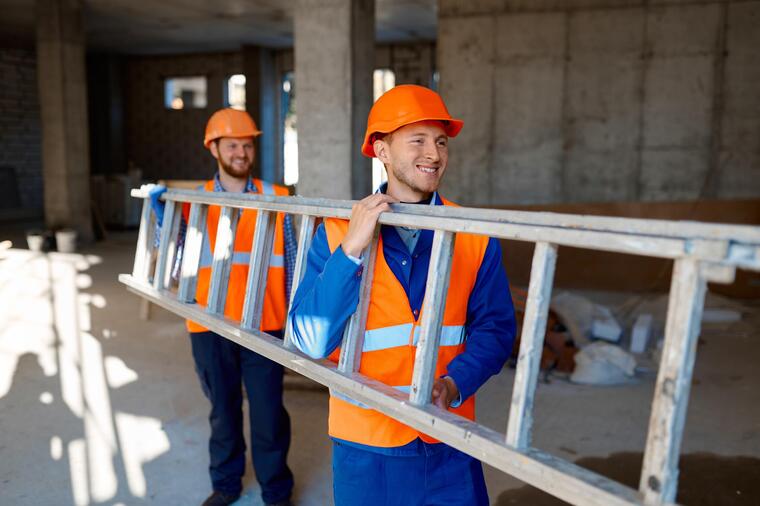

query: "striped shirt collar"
left=213, top=172, right=257, bottom=193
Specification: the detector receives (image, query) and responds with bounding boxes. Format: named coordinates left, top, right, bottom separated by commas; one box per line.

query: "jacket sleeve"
left=288, top=224, right=363, bottom=359
left=445, top=238, right=516, bottom=402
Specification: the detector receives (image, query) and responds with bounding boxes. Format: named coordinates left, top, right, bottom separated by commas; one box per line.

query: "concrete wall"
left=438, top=0, right=760, bottom=206
left=124, top=52, right=241, bottom=182
left=0, top=48, right=42, bottom=211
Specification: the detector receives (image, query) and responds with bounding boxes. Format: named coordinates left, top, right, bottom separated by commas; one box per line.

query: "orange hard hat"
left=204, top=108, right=262, bottom=148
left=361, top=84, right=464, bottom=157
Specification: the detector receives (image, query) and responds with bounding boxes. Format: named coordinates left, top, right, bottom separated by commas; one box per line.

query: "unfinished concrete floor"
left=1, top=230, right=759, bottom=505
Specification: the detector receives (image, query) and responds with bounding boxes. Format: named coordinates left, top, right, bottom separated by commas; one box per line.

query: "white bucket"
left=55, top=229, right=77, bottom=253
left=26, top=232, right=45, bottom=252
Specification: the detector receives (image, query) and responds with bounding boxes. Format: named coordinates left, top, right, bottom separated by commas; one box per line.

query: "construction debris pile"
left=510, top=288, right=745, bottom=386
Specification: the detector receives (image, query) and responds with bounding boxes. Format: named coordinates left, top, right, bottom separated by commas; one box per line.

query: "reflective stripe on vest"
left=362, top=323, right=465, bottom=352
left=185, top=178, right=288, bottom=333
left=323, top=199, right=490, bottom=447
left=198, top=236, right=285, bottom=268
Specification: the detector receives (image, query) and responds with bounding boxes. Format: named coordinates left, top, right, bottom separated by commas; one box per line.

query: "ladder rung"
left=207, top=206, right=240, bottom=314
left=640, top=258, right=706, bottom=504
left=283, top=215, right=317, bottom=349
left=241, top=210, right=276, bottom=330
left=409, top=230, right=455, bottom=406
left=505, top=241, right=557, bottom=449
left=178, top=203, right=208, bottom=303
left=132, top=197, right=155, bottom=281
left=153, top=200, right=181, bottom=290
left=337, top=228, right=380, bottom=374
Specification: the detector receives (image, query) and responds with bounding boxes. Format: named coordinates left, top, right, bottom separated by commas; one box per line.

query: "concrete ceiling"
left=0, top=0, right=437, bottom=53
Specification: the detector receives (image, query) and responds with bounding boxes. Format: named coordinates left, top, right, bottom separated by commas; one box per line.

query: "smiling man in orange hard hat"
left=150, top=108, right=295, bottom=506
left=288, top=85, right=517, bottom=505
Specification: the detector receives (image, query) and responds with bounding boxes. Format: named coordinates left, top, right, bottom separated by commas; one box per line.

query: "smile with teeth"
left=416, top=165, right=439, bottom=174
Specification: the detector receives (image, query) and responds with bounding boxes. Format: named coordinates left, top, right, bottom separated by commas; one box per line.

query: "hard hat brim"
left=204, top=130, right=262, bottom=148
left=361, top=117, right=463, bottom=158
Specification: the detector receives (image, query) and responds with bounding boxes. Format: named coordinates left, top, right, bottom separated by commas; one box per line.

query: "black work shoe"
left=202, top=491, right=240, bottom=506
left=266, top=501, right=293, bottom=506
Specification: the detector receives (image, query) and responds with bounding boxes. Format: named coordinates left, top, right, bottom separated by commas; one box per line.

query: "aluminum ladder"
left=119, top=186, right=760, bottom=506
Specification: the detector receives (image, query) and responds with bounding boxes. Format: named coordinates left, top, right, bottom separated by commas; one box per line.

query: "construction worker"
left=151, top=108, right=295, bottom=506
left=289, top=85, right=516, bottom=505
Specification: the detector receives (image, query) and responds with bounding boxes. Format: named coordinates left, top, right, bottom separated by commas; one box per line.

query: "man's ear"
left=374, top=139, right=390, bottom=165
left=209, top=141, right=220, bottom=160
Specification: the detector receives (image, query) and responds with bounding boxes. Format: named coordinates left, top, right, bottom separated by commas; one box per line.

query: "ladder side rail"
left=283, top=215, right=317, bottom=349
left=119, top=273, right=643, bottom=506
left=207, top=206, right=240, bottom=314
left=241, top=211, right=276, bottom=331
left=156, top=188, right=760, bottom=246
left=337, top=228, right=380, bottom=373
left=132, top=196, right=154, bottom=281
left=156, top=190, right=760, bottom=266
left=178, top=203, right=208, bottom=303
left=153, top=200, right=180, bottom=290
left=506, top=242, right=558, bottom=449
left=639, top=258, right=707, bottom=504
left=409, top=230, right=455, bottom=406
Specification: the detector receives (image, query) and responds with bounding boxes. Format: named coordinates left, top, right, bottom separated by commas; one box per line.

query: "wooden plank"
left=338, top=229, right=380, bottom=374
left=506, top=242, right=558, bottom=449
left=206, top=206, right=240, bottom=314
left=119, top=273, right=644, bottom=506
left=241, top=211, right=276, bottom=331
left=283, top=215, right=316, bottom=349
left=153, top=200, right=180, bottom=290
left=409, top=230, right=455, bottom=406
left=177, top=203, right=208, bottom=303
left=132, top=197, right=154, bottom=281
left=640, top=258, right=707, bottom=504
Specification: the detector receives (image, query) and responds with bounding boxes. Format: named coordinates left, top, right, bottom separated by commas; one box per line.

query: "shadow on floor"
left=495, top=452, right=760, bottom=505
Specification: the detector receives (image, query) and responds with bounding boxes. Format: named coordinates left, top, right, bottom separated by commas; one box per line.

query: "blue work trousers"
left=332, top=438, right=489, bottom=506
left=190, top=331, right=293, bottom=503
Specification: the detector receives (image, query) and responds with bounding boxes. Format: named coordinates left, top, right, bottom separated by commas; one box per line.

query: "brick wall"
left=123, top=44, right=435, bottom=184
left=0, top=48, right=42, bottom=210
left=124, top=52, right=242, bottom=181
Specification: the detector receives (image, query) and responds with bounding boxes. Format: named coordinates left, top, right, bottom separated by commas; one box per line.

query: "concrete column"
left=243, top=46, right=279, bottom=184
left=36, top=0, right=93, bottom=242
left=294, top=0, right=374, bottom=199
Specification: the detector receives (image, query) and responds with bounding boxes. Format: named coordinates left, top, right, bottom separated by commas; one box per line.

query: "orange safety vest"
left=184, top=179, right=289, bottom=333
left=323, top=197, right=489, bottom=448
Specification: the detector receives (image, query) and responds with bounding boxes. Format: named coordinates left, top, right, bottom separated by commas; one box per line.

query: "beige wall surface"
left=439, top=0, right=760, bottom=206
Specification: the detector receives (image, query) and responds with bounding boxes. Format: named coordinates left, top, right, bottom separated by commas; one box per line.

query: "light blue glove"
left=148, top=185, right=167, bottom=227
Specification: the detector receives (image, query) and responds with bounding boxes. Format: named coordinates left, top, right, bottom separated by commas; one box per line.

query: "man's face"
left=210, top=137, right=255, bottom=179
left=375, top=121, right=449, bottom=200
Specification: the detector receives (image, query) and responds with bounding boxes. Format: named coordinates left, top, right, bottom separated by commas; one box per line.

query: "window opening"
left=224, top=74, right=246, bottom=111
left=164, top=76, right=207, bottom=109
left=372, top=69, right=395, bottom=191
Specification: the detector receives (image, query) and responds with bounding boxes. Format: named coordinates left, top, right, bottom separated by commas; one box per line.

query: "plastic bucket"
left=26, top=232, right=45, bottom=252
left=55, top=229, right=77, bottom=253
